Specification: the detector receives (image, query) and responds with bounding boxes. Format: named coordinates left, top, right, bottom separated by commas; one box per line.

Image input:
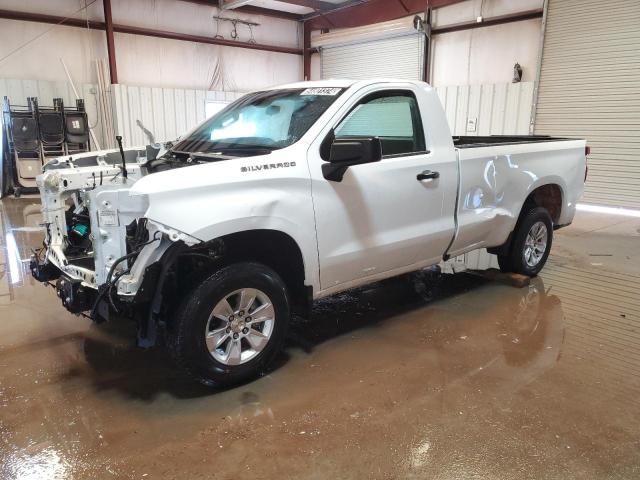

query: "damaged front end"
left=30, top=146, right=208, bottom=346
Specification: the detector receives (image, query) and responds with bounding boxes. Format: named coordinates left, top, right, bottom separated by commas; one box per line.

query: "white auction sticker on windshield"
left=301, top=87, right=342, bottom=96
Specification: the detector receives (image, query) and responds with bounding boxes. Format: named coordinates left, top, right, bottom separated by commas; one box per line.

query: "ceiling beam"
left=0, top=8, right=102, bottom=29
left=304, top=0, right=467, bottom=29
left=0, top=8, right=302, bottom=55
left=431, top=8, right=543, bottom=35
left=176, top=0, right=303, bottom=20
left=114, top=23, right=302, bottom=54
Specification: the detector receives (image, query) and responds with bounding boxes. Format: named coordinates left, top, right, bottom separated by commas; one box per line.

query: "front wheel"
left=166, top=262, right=290, bottom=387
left=498, top=207, right=553, bottom=277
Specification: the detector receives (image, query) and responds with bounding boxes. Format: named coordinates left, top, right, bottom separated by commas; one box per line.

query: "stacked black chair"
left=2, top=97, right=41, bottom=196
left=64, top=99, right=91, bottom=154
left=1, top=96, right=92, bottom=197
left=37, top=98, right=65, bottom=160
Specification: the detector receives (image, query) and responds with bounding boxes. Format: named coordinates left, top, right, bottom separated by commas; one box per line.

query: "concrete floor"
left=1, top=197, right=639, bottom=480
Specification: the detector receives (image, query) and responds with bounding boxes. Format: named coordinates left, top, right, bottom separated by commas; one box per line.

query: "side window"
left=334, top=93, right=426, bottom=157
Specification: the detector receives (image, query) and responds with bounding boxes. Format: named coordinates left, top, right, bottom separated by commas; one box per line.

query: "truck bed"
left=453, top=135, right=570, bottom=149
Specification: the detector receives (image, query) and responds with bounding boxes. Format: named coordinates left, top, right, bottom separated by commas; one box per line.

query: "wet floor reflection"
left=1, top=197, right=639, bottom=479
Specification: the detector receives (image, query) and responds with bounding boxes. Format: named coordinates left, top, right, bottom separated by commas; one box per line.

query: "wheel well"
left=217, top=229, right=308, bottom=309
left=488, top=183, right=563, bottom=257
left=142, top=230, right=308, bottom=344
left=523, top=184, right=563, bottom=224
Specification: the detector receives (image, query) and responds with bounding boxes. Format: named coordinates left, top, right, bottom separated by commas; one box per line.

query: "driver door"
left=308, top=85, right=456, bottom=293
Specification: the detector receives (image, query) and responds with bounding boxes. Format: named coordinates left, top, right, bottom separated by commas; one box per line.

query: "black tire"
left=166, top=262, right=290, bottom=387
left=497, top=207, right=553, bottom=277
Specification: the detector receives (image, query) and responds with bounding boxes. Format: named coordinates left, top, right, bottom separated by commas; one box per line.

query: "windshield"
left=172, top=87, right=345, bottom=155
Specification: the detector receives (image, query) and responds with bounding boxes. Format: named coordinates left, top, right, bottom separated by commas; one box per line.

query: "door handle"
left=417, top=170, right=440, bottom=181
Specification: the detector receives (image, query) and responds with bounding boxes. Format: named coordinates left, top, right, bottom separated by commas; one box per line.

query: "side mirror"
left=322, top=136, right=382, bottom=181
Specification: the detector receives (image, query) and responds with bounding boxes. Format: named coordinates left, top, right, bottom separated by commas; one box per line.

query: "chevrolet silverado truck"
left=30, top=79, right=587, bottom=386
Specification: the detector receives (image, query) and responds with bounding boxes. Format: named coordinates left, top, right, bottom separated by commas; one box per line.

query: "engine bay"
left=29, top=141, right=243, bottom=330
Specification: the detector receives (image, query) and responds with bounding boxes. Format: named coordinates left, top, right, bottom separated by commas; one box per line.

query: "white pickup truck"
left=31, top=79, right=587, bottom=386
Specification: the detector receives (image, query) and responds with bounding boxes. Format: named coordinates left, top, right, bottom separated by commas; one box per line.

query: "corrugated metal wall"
left=111, top=85, right=243, bottom=147
left=534, top=0, right=640, bottom=208
left=436, top=82, right=535, bottom=135
left=0, top=77, right=104, bottom=148
left=321, top=34, right=425, bottom=81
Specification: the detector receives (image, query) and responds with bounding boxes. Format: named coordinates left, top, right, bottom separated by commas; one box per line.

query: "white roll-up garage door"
left=321, top=33, right=425, bottom=81
left=534, top=0, right=640, bottom=208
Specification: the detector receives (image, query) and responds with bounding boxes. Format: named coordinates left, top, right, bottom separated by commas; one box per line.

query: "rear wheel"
left=498, top=207, right=553, bottom=277
left=166, top=262, right=290, bottom=387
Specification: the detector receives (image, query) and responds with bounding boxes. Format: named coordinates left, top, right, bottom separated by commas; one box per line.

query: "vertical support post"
left=103, top=0, right=118, bottom=84
left=303, top=21, right=312, bottom=80
left=423, top=5, right=432, bottom=82
left=529, top=0, right=549, bottom=134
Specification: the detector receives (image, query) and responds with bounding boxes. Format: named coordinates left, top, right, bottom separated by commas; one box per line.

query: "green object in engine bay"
left=71, top=223, right=89, bottom=237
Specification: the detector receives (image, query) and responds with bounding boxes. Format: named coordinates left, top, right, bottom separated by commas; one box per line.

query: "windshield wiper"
left=169, top=148, right=272, bottom=161
left=211, top=145, right=276, bottom=154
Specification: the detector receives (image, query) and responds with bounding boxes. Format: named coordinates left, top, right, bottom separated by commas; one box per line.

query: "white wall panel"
left=195, top=90, right=206, bottom=123
left=111, top=84, right=243, bottom=147
left=162, top=89, right=176, bottom=143
left=185, top=90, right=197, bottom=131
left=491, top=83, right=507, bottom=134
left=174, top=89, right=187, bottom=140
left=435, top=81, right=534, bottom=136
left=151, top=88, right=166, bottom=142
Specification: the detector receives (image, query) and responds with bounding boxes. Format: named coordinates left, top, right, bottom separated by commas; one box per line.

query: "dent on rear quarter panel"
left=450, top=142, right=583, bottom=255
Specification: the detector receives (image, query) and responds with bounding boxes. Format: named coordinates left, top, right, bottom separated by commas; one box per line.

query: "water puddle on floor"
left=1, top=197, right=639, bottom=479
